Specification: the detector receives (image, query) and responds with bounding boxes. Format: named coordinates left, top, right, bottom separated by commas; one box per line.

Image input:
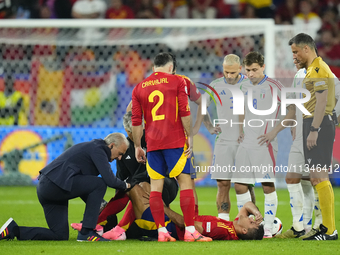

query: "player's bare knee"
left=177, top=173, right=193, bottom=190
left=150, top=178, right=165, bottom=192
left=285, top=177, right=300, bottom=184
left=234, top=183, right=248, bottom=194
left=309, top=177, right=328, bottom=186
left=262, top=182, right=275, bottom=194
left=217, top=180, right=230, bottom=190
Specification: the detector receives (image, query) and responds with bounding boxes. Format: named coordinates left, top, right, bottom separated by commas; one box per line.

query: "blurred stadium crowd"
left=0, top=0, right=338, bottom=23
left=1, top=0, right=339, bottom=65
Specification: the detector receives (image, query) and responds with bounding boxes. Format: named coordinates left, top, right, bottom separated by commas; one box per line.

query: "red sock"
left=180, top=189, right=195, bottom=227
left=149, top=191, right=165, bottom=228
left=117, top=201, right=136, bottom=230
left=97, top=191, right=129, bottom=224
left=195, top=204, right=199, bottom=217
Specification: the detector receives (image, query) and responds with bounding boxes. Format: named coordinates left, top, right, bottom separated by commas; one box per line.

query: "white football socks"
left=287, top=183, right=304, bottom=231
left=264, top=191, right=278, bottom=233
left=313, top=188, right=323, bottom=229
left=236, top=191, right=251, bottom=212
left=300, top=180, right=314, bottom=232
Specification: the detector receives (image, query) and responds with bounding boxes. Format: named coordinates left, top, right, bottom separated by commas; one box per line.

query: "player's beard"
left=224, top=75, right=238, bottom=85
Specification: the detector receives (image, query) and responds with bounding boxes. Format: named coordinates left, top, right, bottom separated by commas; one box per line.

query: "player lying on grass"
left=73, top=182, right=264, bottom=241
left=71, top=178, right=179, bottom=240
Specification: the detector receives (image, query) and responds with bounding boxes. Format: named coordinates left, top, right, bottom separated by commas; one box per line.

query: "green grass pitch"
left=0, top=186, right=339, bottom=255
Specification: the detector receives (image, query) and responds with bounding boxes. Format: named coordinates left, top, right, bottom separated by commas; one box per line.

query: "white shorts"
left=232, top=145, right=277, bottom=185
left=210, top=143, right=238, bottom=180
left=288, top=141, right=309, bottom=177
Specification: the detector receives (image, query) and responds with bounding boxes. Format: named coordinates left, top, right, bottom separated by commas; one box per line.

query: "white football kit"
left=288, top=68, right=308, bottom=176
left=233, top=75, right=283, bottom=184
left=208, top=74, right=247, bottom=180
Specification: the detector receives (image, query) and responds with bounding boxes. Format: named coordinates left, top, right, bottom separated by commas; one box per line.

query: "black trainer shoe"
left=77, top=230, right=110, bottom=242
left=302, top=224, right=338, bottom=241
left=0, top=218, right=18, bottom=240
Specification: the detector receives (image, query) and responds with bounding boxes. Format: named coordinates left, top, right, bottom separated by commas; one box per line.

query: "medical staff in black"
left=0, top=133, right=130, bottom=242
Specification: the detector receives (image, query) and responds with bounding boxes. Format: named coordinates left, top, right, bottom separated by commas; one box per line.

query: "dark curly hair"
left=237, top=224, right=264, bottom=240
left=243, top=51, right=264, bottom=67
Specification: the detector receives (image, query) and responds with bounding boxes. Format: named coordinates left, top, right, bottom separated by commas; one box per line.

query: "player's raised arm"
left=237, top=201, right=263, bottom=224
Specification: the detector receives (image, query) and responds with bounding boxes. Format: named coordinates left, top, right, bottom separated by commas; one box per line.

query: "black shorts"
left=162, top=177, right=179, bottom=207
left=303, top=115, right=335, bottom=169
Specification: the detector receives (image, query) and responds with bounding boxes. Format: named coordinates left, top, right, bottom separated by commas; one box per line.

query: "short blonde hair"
left=104, top=133, right=129, bottom=147
left=223, top=54, right=241, bottom=66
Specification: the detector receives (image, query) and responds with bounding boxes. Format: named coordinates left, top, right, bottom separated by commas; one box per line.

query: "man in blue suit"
left=0, top=133, right=130, bottom=242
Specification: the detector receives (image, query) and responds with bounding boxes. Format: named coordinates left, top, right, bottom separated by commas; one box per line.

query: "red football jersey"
left=132, top=72, right=190, bottom=152
left=197, top=215, right=239, bottom=240
left=176, top=74, right=201, bottom=102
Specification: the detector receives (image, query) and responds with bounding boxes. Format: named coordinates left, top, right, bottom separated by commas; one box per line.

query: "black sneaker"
left=0, top=218, right=18, bottom=240
left=302, top=224, right=338, bottom=241
left=77, top=230, right=110, bottom=242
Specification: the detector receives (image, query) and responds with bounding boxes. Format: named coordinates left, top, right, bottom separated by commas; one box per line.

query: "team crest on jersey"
left=260, top=89, right=266, bottom=100
left=315, top=67, right=319, bottom=73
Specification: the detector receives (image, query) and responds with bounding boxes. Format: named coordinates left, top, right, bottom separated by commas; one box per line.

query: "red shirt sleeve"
left=176, top=74, right=201, bottom=102
left=177, top=77, right=191, bottom=117
left=189, top=81, right=201, bottom=102
left=131, top=85, right=143, bottom=126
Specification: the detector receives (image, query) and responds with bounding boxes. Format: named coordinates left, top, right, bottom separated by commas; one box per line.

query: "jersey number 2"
left=149, top=90, right=165, bottom=121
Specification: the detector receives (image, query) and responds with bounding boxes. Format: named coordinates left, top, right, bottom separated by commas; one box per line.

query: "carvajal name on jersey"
left=142, top=78, right=169, bottom=88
